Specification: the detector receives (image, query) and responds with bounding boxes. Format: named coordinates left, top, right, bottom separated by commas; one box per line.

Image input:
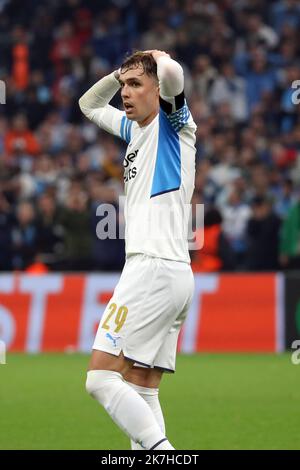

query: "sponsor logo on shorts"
left=106, top=333, right=121, bottom=348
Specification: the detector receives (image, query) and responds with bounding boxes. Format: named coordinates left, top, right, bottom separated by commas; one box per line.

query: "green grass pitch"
left=0, top=353, right=299, bottom=450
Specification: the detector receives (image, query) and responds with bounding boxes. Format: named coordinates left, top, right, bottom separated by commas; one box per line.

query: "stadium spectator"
left=270, top=0, right=300, bottom=33
left=4, top=114, right=41, bottom=159
left=210, top=62, right=248, bottom=123
left=50, top=21, right=81, bottom=76
left=193, top=55, right=218, bottom=100
left=279, top=198, right=300, bottom=269
left=246, top=196, right=281, bottom=271
left=141, top=19, right=176, bottom=52
left=59, top=181, right=92, bottom=270
left=11, top=200, right=38, bottom=270
left=36, top=193, right=65, bottom=269
left=11, top=25, right=30, bottom=91
left=219, top=186, right=252, bottom=268
left=273, top=178, right=298, bottom=219
left=244, top=12, right=279, bottom=50
left=0, top=192, right=13, bottom=271
left=89, top=177, right=125, bottom=271
left=191, top=207, right=235, bottom=272
left=245, top=48, right=277, bottom=114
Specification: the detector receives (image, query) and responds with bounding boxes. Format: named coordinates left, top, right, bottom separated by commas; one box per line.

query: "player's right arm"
left=79, top=71, right=131, bottom=142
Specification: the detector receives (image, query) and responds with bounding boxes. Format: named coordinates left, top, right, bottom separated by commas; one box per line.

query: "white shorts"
left=93, top=254, right=194, bottom=373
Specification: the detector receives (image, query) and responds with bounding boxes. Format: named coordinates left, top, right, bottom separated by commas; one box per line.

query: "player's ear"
left=153, top=76, right=159, bottom=96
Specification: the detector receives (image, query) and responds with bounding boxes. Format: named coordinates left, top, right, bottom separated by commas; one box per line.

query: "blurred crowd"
left=1, top=0, right=300, bottom=272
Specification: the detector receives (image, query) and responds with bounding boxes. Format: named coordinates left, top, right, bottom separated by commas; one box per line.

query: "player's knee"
left=86, top=370, right=100, bottom=398
left=85, top=370, right=123, bottom=407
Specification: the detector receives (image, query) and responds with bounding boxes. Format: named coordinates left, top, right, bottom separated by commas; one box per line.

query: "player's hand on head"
left=114, top=68, right=122, bottom=81
left=144, top=50, right=170, bottom=61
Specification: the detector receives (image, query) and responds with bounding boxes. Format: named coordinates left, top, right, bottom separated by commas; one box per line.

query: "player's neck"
left=137, top=109, right=158, bottom=128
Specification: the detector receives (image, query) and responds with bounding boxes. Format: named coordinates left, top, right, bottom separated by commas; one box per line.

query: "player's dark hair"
left=120, top=51, right=158, bottom=81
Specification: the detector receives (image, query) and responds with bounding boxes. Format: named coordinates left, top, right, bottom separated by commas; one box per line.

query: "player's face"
left=120, top=64, right=159, bottom=126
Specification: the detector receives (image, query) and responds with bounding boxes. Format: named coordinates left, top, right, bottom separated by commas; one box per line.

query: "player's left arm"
left=147, top=50, right=190, bottom=131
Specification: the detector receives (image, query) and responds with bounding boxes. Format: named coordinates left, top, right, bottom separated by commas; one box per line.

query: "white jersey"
left=80, top=70, right=197, bottom=263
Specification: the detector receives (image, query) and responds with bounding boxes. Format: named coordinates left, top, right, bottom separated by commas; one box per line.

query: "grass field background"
left=0, top=353, right=299, bottom=450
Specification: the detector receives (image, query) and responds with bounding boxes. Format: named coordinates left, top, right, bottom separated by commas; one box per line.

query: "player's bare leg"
left=86, top=349, right=174, bottom=450
left=124, top=366, right=163, bottom=388
left=88, top=349, right=133, bottom=375
left=124, top=367, right=165, bottom=450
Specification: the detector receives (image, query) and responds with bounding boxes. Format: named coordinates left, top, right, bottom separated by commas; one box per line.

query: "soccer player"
left=79, top=50, right=196, bottom=450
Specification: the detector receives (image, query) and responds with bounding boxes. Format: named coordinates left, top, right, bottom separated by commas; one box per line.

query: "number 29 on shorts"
left=101, top=303, right=128, bottom=333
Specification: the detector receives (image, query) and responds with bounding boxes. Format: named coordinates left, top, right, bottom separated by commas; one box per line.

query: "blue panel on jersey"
left=120, top=116, right=133, bottom=143
left=150, top=109, right=181, bottom=198
left=125, top=119, right=133, bottom=143
left=120, top=116, right=126, bottom=141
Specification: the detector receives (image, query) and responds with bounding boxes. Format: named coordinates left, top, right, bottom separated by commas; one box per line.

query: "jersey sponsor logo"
left=124, top=149, right=139, bottom=182
left=123, top=149, right=139, bottom=168
left=124, top=167, right=137, bottom=182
